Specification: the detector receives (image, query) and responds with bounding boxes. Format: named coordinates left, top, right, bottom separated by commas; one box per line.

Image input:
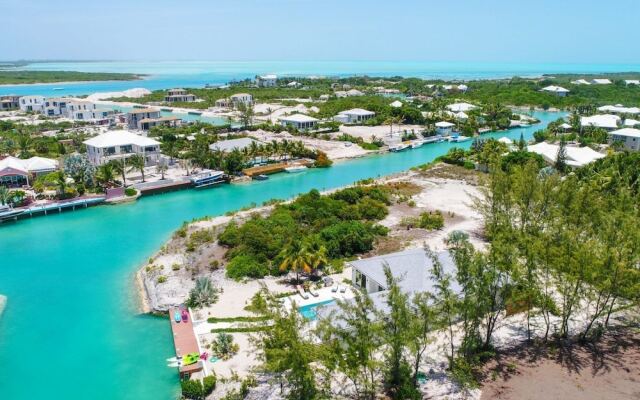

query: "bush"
left=156, top=275, right=167, bottom=284
left=417, top=211, right=444, bottom=230
left=314, top=151, right=333, bottom=167
left=203, top=375, right=216, bottom=395
left=124, top=187, right=137, bottom=196
left=226, top=255, right=269, bottom=280
left=181, top=375, right=216, bottom=400
left=211, top=333, right=239, bottom=360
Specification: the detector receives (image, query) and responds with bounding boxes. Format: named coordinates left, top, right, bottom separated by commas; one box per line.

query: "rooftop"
left=339, top=108, right=375, bottom=116
left=528, top=142, right=605, bottom=168
left=541, top=85, right=570, bottom=93
left=280, top=113, right=318, bottom=123
left=446, top=102, right=477, bottom=112
left=609, top=127, right=640, bottom=138
left=83, top=130, right=161, bottom=148
left=580, top=114, right=621, bottom=129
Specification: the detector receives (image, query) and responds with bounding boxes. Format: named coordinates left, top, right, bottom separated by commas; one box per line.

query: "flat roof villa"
left=609, top=128, right=640, bottom=151
left=19, top=95, right=45, bottom=113
left=279, top=113, right=318, bottom=131
left=580, top=114, right=621, bottom=130
left=126, top=108, right=162, bottom=130
left=256, top=74, right=277, bottom=87
left=0, top=95, right=20, bottom=111
left=527, top=142, right=605, bottom=168
left=435, top=121, right=455, bottom=135
left=139, top=116, right=181, bottom=131
left=541, top=85, right=570, bottom=97
left=209, top=137, right=262, bottom=153
left=446, top=102, right=477, bottom=113
left=333, top=108, right=376, bottom=124
left=0, top=156, right=58, bottom=187
left=164, top=89, right=197, bottom=103
left=83, top=130, right=161, bottom=165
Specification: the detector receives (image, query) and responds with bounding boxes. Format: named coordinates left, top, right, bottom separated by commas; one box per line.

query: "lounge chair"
left=339, top=285, right=347, bottom=293
left=309, top=286, right=319, bottom=297
left=331, top=284, right=338, bottom=293
left=296, top=285, right=309, bottom=300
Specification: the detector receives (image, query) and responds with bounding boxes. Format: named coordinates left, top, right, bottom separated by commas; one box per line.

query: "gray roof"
left=209, top=137, right=262, bottom=152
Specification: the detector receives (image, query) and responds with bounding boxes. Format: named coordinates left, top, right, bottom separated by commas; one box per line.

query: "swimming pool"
left=298, top=299, right=336, bottom=320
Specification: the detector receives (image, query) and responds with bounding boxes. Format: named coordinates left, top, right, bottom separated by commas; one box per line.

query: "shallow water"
left=0, top=111, right=563, bottom=399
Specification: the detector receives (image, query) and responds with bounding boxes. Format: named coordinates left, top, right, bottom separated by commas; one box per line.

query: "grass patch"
left=207, top=316, right=270, bottom=323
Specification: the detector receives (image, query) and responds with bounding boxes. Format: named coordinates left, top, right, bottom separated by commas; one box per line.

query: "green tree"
left=127, top=154, right=146, bottom=182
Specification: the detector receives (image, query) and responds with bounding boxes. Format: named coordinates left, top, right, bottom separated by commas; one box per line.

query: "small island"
left=0, top=70, right=143, bottom=85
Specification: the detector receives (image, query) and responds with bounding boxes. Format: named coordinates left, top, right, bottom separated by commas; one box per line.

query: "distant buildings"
left=591, top=78, right=612, bottom=85
left=389, top=100, right=403, bottom=108
left=580, top=114, right=621, bottom=130
left=83, top=130, right=161, bottom=166
left=597, top=105, right=640, bottom=115
left=164, top=89, right=197, bottom=103
left=528, top=142, right=605, bottom=168
left=333, top=108, right=376, bottom=124
left=446, top=102, right=477, bottom=113
left=541, top=85, right=570, bottom=97
left=624, top=80, right=640, bottom=86
left=335, top=89, right=364, bottom=98
left=126, top=108, right=162, bottom=130
left=279, top=113, right=318, bottom=130
left=0, top=95, right=20, bottom=111
left=571, top=79, right=591, bottom=85
left=609, top=128, right=640, bottom=151
left=215, top=93, right=253, bottom=109
left=256, top=74, right=277, bottom=87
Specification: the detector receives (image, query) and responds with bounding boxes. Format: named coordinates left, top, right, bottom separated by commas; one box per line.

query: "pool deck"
left=285, top=284, right=355, bottom=309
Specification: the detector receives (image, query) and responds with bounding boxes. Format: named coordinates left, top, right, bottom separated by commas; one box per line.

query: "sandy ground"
left=252, top=102, right=317, bottom=124
left=86, top=87, right=151, bottom=101
left=480, top=328, right=640, bottom=400
left=338, top=123, right=424, bottom=143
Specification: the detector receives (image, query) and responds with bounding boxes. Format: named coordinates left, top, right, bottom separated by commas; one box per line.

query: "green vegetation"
left=218, top=186, right=390, bottom=280
left=0, top=70, right=141, bottom=85
left=210, top=333, right=239, bottom=360
left=180, top=375, right=216, bottom=400
left=206, top=315, right=270, bottom=323
left=185, top=277, right=219, bottom=309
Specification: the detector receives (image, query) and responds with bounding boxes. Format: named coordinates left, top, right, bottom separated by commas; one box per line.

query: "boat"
left=52, top=87, right=64, bottom=91
left=190, top=170, right=226, bottom=189
left=389, top=143, right=410, bottom=152
left=173, top=311, right=181, bottom=323
left=0, top=204, right=24, bottom=222
left=181, top=309, right=189, bottom=322
left=182, top=352, right=200, bottom=366
left=167, top=361, right=179, bottom=368
left=284, top=165, right=307, bottom=173
left=161, top=108, right=172, bottom=112
left=188, top=111, right=202, bottom=116
left=253, top=174, right=269, bottom=181
left=411, top=140, right=424, bottom=149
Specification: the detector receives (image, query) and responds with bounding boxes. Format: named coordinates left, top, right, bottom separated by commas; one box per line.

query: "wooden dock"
left=243, top=159, right=312, bottom=177
left=169, top=307, right=203, bottom=379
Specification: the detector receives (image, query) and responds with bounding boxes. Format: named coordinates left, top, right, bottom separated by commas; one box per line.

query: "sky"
left=2, top=0, right=640, bottom=64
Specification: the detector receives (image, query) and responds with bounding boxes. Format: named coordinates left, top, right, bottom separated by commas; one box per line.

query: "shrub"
left=226, top=255, right=269, bottom=280
left=417, top=211, right=444, bottom=230
left=181, top=376, right=216, bottom=400
left=156, top=275, right=167, bottom=284
left=314, top=151, right=333, bottom=167
left=124, top=187, right=137, bottom=196
left=186, top=277, right=219, bottom=308
left=211, top=333, right=239, bottom=360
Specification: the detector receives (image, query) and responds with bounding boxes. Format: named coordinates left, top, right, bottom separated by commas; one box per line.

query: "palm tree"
left=384, top=116, right=404, bottom=137
left=18, top=135, right=32, bottom=158
left=278, top=240, right=314, bottom=284
left=110, top=158, right=127, bottom=187
left=304, top=238, right=328, bottom=276
left=96, top=163, right=115, bottom=188
left=186, top=277, right=219, bottom=308
left=156, top=161, right=168, bottom=180
left=127, top=154, right=146, bottom=182
left=0, top=186, right=10, bottom=205
left=53, top=171, right=67, bottom=197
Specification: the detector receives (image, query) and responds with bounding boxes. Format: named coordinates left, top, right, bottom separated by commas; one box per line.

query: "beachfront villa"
left=126, top=108, right=162, bottom=130
left=83, top=130, right=161, bottom=166
left=256, top=74, right=277, bottom=87
left=609, top=128, right=640, bottom=151
left=139, top=116, right=181, bottom=131
left=0, top=156, right=58, bottom=187
left=164, top=89, right=197, bottom=103
left=0, top=95, right=20, bottom=111
left=541, top=85, right=570, bottom=97
left=446, top=102, right=477, bottom=113
left=66, top=100, right=116, bottom=123
left=279, top=113, right=318, bottom=131
left=527, top=142, right=605, bottom=168
left=333, top=108, right=376, bottom=124
left=209, top=137, right=262, bottom=153
left=580, top=114, right=621, bottom=130
left=19, top=95, right=45, bottom=113
left=435, top=121, right=455, bottom=135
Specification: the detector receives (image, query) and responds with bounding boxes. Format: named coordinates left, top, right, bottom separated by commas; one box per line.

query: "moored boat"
left=389, top=143, right=410, bottom=152
left=411, top=140, right=424, bottom=149
left=0, top=204, right=25, bottom=222
left=190, top=170, right=226, bottom=189
left=284, top=165, right=307, bottom=173
left=253, top=174, right=269, bottom=181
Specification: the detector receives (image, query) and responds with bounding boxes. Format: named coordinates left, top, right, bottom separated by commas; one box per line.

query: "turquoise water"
left=0, top=111, right=563, bottom=399
left=298, top=299, right=336, bottom=320
left=2, top=60, right=640, bottom=96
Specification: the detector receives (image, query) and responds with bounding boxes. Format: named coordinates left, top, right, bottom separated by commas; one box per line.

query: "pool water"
left=298, top=299, right=336, bottom=320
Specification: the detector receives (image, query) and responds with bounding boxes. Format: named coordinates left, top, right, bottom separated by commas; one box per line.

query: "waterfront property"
left=0, top=156, right=58, bottom=186
left=83, top=130, right=162, bottom=165
left=446, top=102, right=477, bottom=113
left=279, top=113, right=318, bottom=130
left=609, top=127, right=640, bottom=151
left=435, top=121, right=455, bottom=135
left=139, top=116, right=181, bottom=131
left=164, top=89, right=197, bottom=103
left=256, top=74, right=277, bottom=87
left=0, top=95, right=20, bottom=110
left=18, top=95, right=45, bottom=113
left=126, top=108, right=162, bottom=130
left=168, top=307, right=205, bottom=380
left=580, top=114, right=621, bottom=130
left=66, top=100, right=116, bottom=123
left=333, top=108, right=376, bottom=124
left=208, top=137, right=262, bottom=153
left=541, top=85, right=570, bottom=97
left=527, top=142, right=605, bottom=168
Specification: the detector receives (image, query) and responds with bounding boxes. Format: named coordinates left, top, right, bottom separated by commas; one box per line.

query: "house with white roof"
left=230, top=93, right=253, bottom=107
left=346, top=89, right=364, bottom=97
left=209, top=137, right=262, bottom=153
left=435, top=121, right=455, bottom=135
left=591, top=78, right=612, bottom=85
left=19, top=95, right=45, bottom=113
left=609, top=128, right=640, bottom=151
left=0, top=156, right=58, bottom=187
left=597, top=105, right=640, bottom=115
left=541, top=85, right=570, bottom=97
left=279, top=113, right=318, bottom=131
left=333, top=108, right=376, bottom=124
left=624, top=80, right=640, bottom=86
left=528, top=142, right=605, bottom=168
left=624, top=119, right=640, bottom=127
left=446, top=102, right=477, bottom=113
left=256, top=74, right=277, bottom=87
left=83, top=130, right=161, bottom=165
left=580, top=114, right=621, bottom=130
left=571, top=79, right=591, bottom=85
left=389, top=100, right=403, bottom=108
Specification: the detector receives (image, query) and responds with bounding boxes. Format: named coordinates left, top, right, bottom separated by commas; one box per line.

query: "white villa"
left=333, top=108, right=375, bottom=124
left=164, top=89, right=197, bottom=103
left=446, top=102, right=477, bottom=113
left=83, top=130, right=161, bottom=166
left=541, top=85, right=570, bottom=97
left=435, top=121, right=455, bottom=135
left=256, top=74, right=277, bottom=87
left=624, top=80, right=640, bottom=86
left=591, top=78, right=612, bottom=85
left=609, top=128, right=640, bottom=151
left=279, top=114, right=318, bottom=130
left=66, top=100, right=116, bottom=123
left=230, top=93, right=253, bottom=106
left=41, top=97, right=70, bottom=117
left=19, top=95, right=45, bottom=113
left=528, top=142, right=605, bottom=168
left=0, top=156, right=58, bottom=187
left=580, top=114, right=621, bottom=130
